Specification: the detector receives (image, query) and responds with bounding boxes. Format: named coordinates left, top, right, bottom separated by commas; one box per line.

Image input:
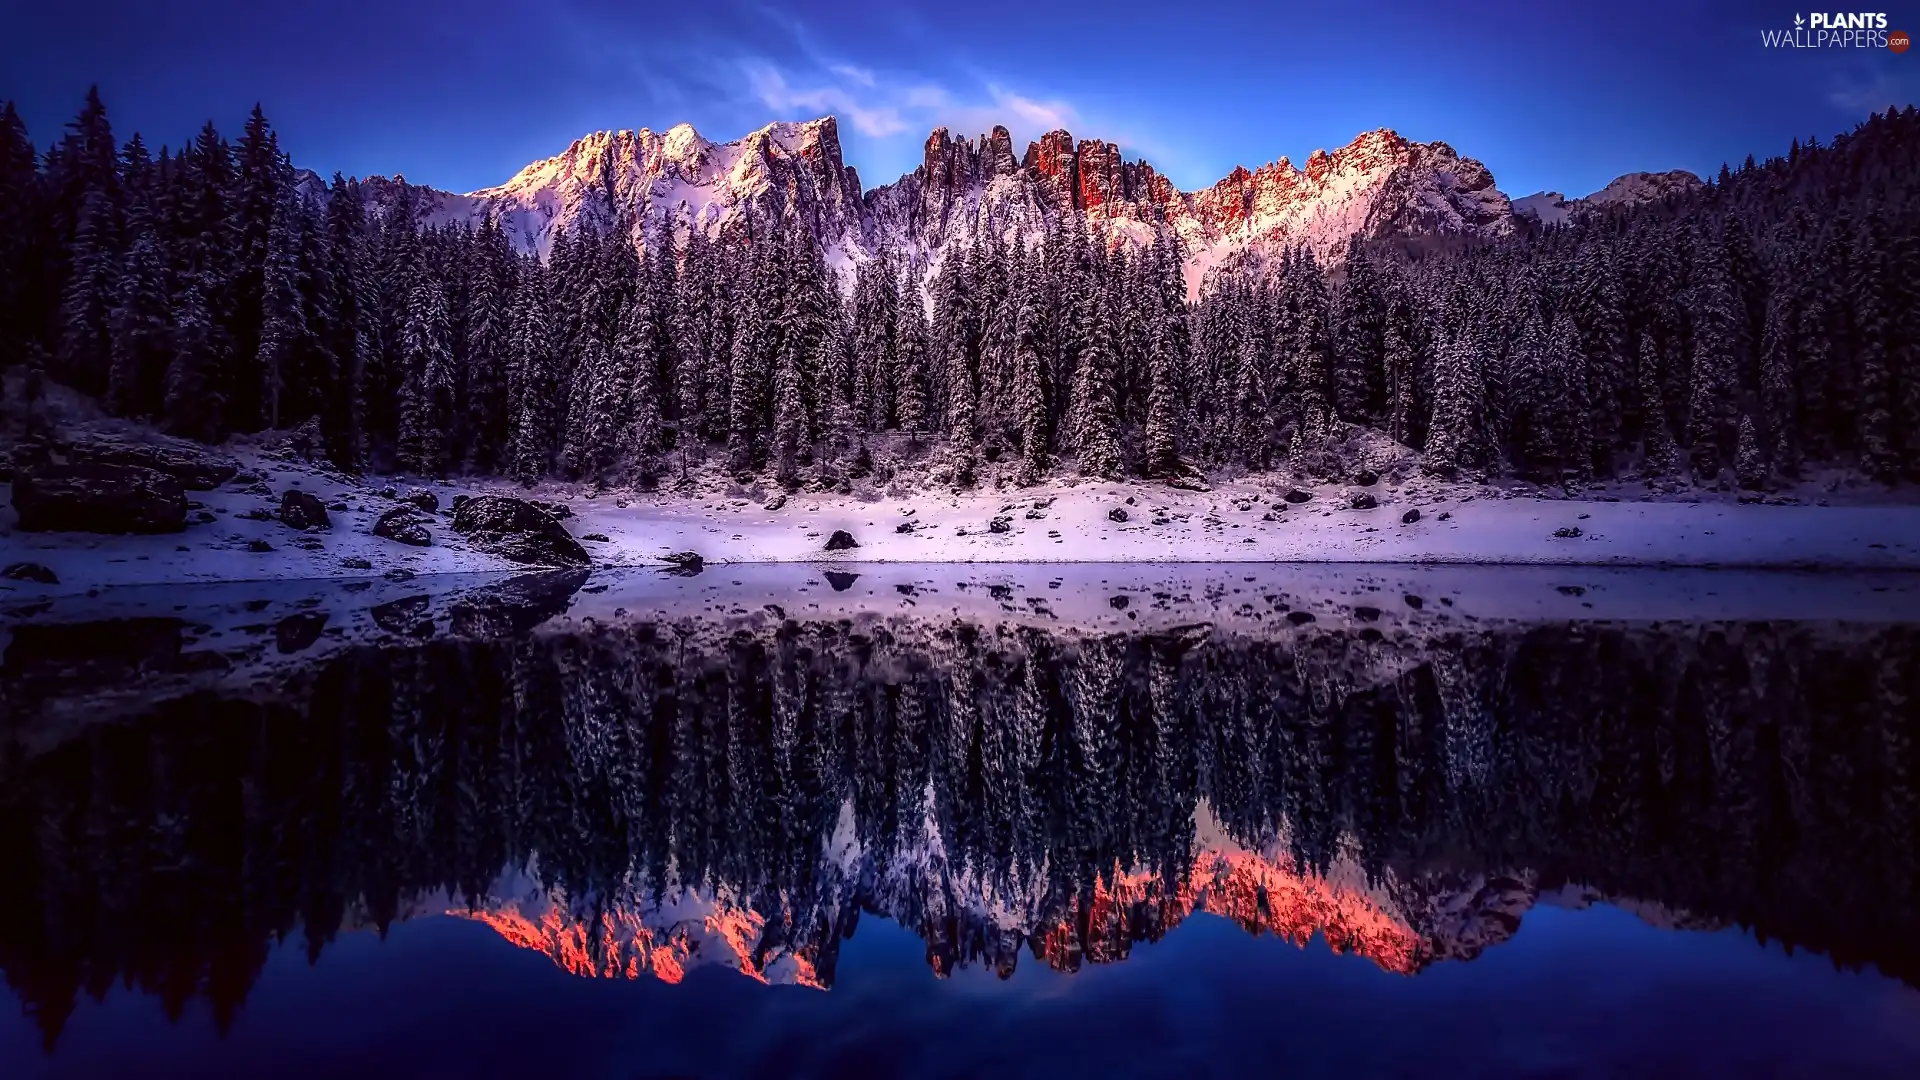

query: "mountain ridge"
left=388, top=114, right=1689, bottom=287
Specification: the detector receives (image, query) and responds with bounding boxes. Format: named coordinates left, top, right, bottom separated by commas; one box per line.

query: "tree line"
left=4, top=90, right=1918, bottom=489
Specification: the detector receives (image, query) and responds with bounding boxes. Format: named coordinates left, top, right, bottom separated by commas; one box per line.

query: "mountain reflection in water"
left=2, top=567, right=1918, bottom=1068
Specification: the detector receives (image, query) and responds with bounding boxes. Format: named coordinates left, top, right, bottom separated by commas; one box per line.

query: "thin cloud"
left=739, top=56, right=1090, bottom=149
left=1827, top=71, right=1918, bottom=116
left=830, top=63, right=877, bottom=88
left=743, top=61, right=909, bottom=137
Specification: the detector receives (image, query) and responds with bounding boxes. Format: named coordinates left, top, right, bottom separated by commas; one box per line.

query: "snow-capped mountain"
left=1513, top=169, right=1704, bottom=226
left=400, top=115, right=1518, bottom=288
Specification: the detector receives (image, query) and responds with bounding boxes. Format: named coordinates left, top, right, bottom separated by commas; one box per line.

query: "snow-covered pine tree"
left=163, top=278, right=223, bottom=440
left=0, top=102, right=46, bottom=367
left=508, top=261, right=559, bottom=485
left=1735, top=413, right=1769, bottom=489
left=107, top=183, right=170, bottom=419
left=1333, top=235, right=1386, bottom=423
left=1423, top=295, right=1489, bottom=477
left=895, top=273, right=931, bottom=445
left=461, top=214, right=515, bottom=471
left=1012, top=245, right=1050, bottom=483
left=397, top=278, right=454, bottom=476
left=1069, top=265, right=1121, bottom=478
left=1686, top=234, right=1744, bottom=480
left=256, top=185, right=309, bottom=431
left=1637, top=335, right=1679, bottom=479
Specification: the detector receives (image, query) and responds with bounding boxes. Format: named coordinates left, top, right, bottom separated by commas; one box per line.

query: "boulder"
left=451, top=494, right=471, bottom=511
left=450, top=495, right=591, bottom=567
left=11, top=464, right=188, bottom=533
left=373, top=506, right=433, bottom=547
left=661, top=551, right=705, bottom=573
left=2, top=562, right=59, bottom=584
left=1283, top=488, right=1313, bottom=504
left=825, top=529, right=860, bottom=551
left=246, top=539, right=274, bottom=552
left=1401, top=508, right=1421, bottom=524
left=1348, top=491, right=1378, bottom=510
left=402, top=488, right=439, bottom=513
left=1107, top=507, right=1130, bottom=523
left=279, top=490, right=332, bottom=530
left=60, top=435, right=238, bottom=490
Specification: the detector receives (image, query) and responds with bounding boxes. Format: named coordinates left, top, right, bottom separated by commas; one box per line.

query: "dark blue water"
left=4, top=573, right=1919, bottom=1078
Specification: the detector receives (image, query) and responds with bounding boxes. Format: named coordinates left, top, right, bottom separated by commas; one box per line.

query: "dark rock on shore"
left=12, top=464, right=187, bottom=533
left=450, top=496, right=591, bottom=567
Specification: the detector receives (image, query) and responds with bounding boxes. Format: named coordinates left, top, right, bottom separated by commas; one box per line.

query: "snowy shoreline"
left=7, top=451, right=1920, bottom=594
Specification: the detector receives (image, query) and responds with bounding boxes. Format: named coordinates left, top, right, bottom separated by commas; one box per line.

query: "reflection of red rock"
left=454, top=899, right=826, bottom=989
left=1030, top=852, right=1427, bottom=976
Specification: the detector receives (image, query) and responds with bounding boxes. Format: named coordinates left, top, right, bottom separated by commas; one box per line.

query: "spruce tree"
left=397, top=279, right=453, bottom=476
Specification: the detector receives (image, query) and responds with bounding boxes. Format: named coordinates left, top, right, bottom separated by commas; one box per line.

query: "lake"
left=4, top=564, right=1919, bottom=1079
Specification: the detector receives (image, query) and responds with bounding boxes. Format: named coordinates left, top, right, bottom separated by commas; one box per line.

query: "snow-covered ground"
left=5, top=449, right=1920, bottom=594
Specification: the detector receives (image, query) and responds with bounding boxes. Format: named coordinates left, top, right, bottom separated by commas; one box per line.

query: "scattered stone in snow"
left=661, top=551, right=705, bottom=575
left=987, top=517, right=1013, bottom=534
left=1557, top=585, right=1587, bottom=596
left=1348, top=491, right=1378, bottom=510
left=581, top=532, right=611, bottom=542
left=825, top=529, right=860, bottom=551
left=764, top=494, right=787, bottom=511
left=1404, top=593, right=1425, bottom=609
left=1354, top=468, right=1380, bottom=487
left=383, top=568, right=415, bottom=582
left=340, top=557, right=373, bottom=570
left=3, top=561, right=58, bottom=584
left=1355, top=605, right=1382, bottom=621
left=279, top=490, right=332, bottom=531
left=1438, top=511, right=1453, bottom=520
left=1109, top=595, right=1130, bottom=610
left=402, top=488, right=439, bottom=514
left=237, top=508, right=275, bottom=522
left=452, top=494, right=471, bottom=511
left=530, top=500, right=572, bottom=520
left=246, top=539, right=274, bottom=553
left=1108, top=507, right=1130, bottom=523
left=1402, top=508, right=1421, bottom=524
left=373, top=507, right=433, bottom=547
left=1553, top=526, right=1585, bottom=538
left=1286, top=610, right=1316, bottom=624
left=896, top=521, right=916, bottom=534
left=1283, top=488, right=1313, bottom=504
left=452, top=496, right=592, bottom=566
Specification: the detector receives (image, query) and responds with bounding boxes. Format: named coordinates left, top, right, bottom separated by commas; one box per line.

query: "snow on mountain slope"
left=393, top=115, right=1518, bottom=289
left=1513, top=169, right=1703, bottom=227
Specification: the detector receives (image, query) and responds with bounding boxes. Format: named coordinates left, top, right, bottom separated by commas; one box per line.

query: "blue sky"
left=3, top=0, right=1916, bottom=199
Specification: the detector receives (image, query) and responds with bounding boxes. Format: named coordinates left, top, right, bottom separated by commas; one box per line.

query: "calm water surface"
left=3, top=565, right=1919, bottom=1078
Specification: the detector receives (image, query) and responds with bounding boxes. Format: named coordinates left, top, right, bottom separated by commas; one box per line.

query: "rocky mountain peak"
left=409, top=113, right=1536, bottom=290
